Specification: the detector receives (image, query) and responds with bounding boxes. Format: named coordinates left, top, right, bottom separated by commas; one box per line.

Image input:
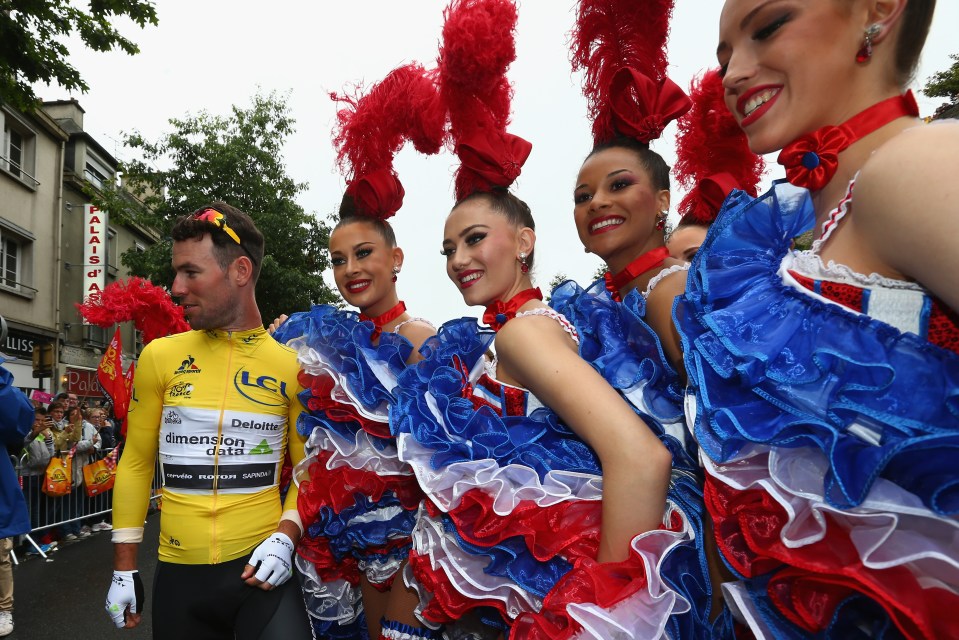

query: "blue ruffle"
left=551, top=277, right=728, bottom=639
left=275, top=303, right=420, bottom=634
left=280, top=305, right=412, bottom=411
left=310, top=492, right=417, bottom=562
left=393, top=318, right=602, bottom=477
left=678, top=182, right=959, bottom=514
left=550, top=278, right=697, bottom=472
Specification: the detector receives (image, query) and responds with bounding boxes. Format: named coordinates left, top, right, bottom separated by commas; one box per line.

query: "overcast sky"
left=50, top=1, right=959, bottom=325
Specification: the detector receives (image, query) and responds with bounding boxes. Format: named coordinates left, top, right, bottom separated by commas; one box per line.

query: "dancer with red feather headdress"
left=270, top=62, right=445, bottom=640
left=545, top=0, right=746, bottom=637
left=668, top=67, right=765, bottom=261
left=387, top=1, right=719, bottom=638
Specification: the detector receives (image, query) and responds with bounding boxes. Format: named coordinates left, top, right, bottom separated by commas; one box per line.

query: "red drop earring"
left=856, top=24, right=881, bottom=63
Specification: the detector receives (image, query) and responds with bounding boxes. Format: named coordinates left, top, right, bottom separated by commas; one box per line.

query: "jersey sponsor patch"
left=159, top=406, right=285, bottom=493
left=161, top=462, right=276, bottom=490
left=175, top=355, right=202, bottom=374
left=232, top=367, right=291, bottom=407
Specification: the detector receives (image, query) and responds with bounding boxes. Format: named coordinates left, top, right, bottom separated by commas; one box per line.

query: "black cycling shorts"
left=152, top=556, right=312, bottom=640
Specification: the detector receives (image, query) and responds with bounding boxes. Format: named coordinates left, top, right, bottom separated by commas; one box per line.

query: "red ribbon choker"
left=603, top=246, right=670, bottom=302
left=483, top=288, right=543, bottom=332
left=360, top=301, right=406, bottom=339
left=778, top=91, right=919, bottom=191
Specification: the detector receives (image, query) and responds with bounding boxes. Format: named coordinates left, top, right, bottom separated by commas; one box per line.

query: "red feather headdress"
left=75, top=277, right=190, bottom=345
left=674, top=68, right=765, bottom=224
left=571, top=0, right=690, bottom=145
left=332, top=63, right=446, bottom=219
left=439, top=0, right=531, bottom=200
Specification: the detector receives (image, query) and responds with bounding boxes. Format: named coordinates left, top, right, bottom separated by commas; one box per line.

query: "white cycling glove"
left=247, top=532, right=295, bottom=587
left=105, top=570, right=144, bottom=628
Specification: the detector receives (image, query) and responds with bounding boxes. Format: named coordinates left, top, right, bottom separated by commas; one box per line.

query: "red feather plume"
left=332, top=63, right=445, bottom=219
left=571, top=0, right=677, bottom=144
left=674, top=68, right=765, bottom=224
left=439, top=0, right=531, bottom=199
left=75, top=277, right=190, bottom=346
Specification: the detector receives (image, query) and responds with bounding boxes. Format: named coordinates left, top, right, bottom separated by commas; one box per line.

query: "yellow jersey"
left=113, top=327, right=306, bottom=564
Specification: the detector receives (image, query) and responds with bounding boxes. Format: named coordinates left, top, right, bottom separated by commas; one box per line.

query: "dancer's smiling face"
left=574, top=146, right=669, bottom=271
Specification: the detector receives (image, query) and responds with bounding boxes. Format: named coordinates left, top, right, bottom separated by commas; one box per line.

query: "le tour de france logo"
left=233, top=367, right=290, bottom=407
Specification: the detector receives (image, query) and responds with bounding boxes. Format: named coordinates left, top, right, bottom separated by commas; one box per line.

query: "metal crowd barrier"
left=12, top=448, right=163, bottom=562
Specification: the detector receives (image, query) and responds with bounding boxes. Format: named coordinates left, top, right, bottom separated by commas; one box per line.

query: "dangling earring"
left=856, top=24, right=881, bottom=63
left=391, top=265, right=400, bottom=283
left=518, top=252, right=529, bottom=274
left=656, top=210, right=668, bottom=231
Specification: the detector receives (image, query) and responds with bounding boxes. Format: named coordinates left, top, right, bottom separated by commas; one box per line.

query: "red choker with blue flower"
left=778, top=91, right=918, bottom=191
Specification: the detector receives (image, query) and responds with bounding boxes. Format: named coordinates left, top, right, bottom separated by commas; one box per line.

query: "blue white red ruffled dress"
left=677, top=180, right=959, bottom=640
left=392, top=300, right=731, bottom=639
left=273, top=306, right=426, bottom=639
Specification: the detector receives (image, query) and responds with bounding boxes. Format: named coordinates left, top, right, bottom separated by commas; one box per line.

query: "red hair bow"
left=609, top=68, right=692, bottom=143
left=456, top=128, right=533, bottom=194
left=698, top=172, right=741, bottom=214
left=346, top=169, right=405, bottom=220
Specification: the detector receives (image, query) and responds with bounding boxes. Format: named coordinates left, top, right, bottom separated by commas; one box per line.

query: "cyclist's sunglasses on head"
left=192, top=208, right=256, bottom=265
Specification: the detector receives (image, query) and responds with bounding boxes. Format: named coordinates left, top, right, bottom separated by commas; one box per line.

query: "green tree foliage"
left=923, top=53, right=959, bottom=119
left=96, top=92, right=339, bottom=325
left=0, top=0, right=158, bottom=111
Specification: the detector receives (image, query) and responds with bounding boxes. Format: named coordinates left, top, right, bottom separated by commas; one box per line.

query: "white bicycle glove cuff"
left=247, top=532, right=295, bottom=587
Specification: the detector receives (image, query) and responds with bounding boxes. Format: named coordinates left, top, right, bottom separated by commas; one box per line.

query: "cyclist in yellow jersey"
left=104, top=202, right=311, bottom=639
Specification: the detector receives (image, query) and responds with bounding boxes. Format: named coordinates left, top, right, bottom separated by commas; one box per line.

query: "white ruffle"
left=703, top=446, right=959, bottom=592
left=785, top=249, right=921, bottom=292
left=290, top=341, right=391, bottom=421
left=359, top=550, right=405, bottom=586
left=564, top=502, right=693, bottom=640
left=643, top=263, right=689, bottom=299
left=410, top=509, right=544, bottom=620
left=295, top=554, right=362, bottom=624
left=396, top=432, right=603, bottom=514
left=294, top=422, right=410, bottom=488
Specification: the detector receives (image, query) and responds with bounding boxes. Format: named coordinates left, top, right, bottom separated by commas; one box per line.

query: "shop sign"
left=65, top=367, right=103, bottom=398
left=82, top=204, right=107, bottom=320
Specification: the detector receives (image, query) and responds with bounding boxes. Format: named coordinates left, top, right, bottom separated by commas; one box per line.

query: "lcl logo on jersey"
left=234, top=368, right=290, bottom=406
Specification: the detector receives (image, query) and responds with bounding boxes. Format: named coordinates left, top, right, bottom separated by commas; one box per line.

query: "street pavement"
left=7, top=513, right=159, bottom=639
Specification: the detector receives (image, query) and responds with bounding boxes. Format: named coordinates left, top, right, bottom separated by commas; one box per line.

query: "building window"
left=85, top=150, right=113, bottom=190
left=107, top=227, right=119, bottom=273
left=84, top=324, right=108, bottom=348
left=1, top=234, right=20, bottom=290
left=1, top=110, right=38, bottom=187
left=0, top=218, right=36, bottom=297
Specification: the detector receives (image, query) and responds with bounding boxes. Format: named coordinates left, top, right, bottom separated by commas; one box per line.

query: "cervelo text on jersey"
left=159, top=406, right=284, bottom=493
left=233, top=367, right=291, bottom=407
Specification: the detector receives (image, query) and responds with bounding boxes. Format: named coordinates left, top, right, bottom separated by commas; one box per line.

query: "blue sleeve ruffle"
left=678, top=182, right=959, bottom=515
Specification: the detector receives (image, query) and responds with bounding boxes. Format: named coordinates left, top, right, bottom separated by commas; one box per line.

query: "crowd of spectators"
left=11, top=392, right=121, bottom=555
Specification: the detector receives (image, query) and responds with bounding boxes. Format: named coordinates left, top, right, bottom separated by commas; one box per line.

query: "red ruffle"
left=706, top=474, right=959, bottom=639
left=445, top=488, right=601, bottom=562
left=297, top=453, right=423, bottom=525
left=409, top=548, right=513, bottom=624
left=297, top=534, right=361, bottom=585
left=298, top=372, right=391, bottom=439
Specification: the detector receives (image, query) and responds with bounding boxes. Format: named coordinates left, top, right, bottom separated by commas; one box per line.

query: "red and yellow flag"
left=97, top=327, right=128, bottom=415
